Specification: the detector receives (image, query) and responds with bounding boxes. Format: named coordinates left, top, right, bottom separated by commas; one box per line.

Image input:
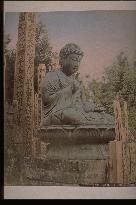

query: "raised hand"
left=71, top=80, right=79, bottom=94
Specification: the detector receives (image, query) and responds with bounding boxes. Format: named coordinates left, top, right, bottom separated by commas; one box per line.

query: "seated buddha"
left=41, top=43, right=114, bottom=126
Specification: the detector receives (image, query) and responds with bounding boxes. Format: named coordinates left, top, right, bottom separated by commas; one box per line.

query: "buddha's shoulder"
left=45, top=70, right=60, bottom=80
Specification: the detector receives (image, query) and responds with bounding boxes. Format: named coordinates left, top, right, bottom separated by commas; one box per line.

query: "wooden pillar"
left=123, top=101, right=129, bottom=141
left=34, top=93, right=38, bottom=129
left=14, top=12, right=36, bottom=157
left=113, top=96, right=124, bottom=141
left=37, top=64, right=46, bottom=126
left=109, top=98, right=136, bottom=185
left=34, top=92, right=41, bottom=156
left=4, top=52, right=6, bottom=104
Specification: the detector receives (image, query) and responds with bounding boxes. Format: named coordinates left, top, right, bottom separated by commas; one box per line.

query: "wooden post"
left=123, top=142, right=136, bottom=184
left=14, top=12, right=36, bottom=157
left=109, top=96, right=136, bottom=185
left=123, top=101, right=129, bottom=141
left=37, top=64, right=46, bottom=126
left=109, top=97, right=124, bottom=184
left=116, top=141, right=123, bottom=184
left=129, top=142, right=136, bottom=184
left=4, top=52, right=7, bottom=104
left=113, top=96, right=124, bottom=141
left=34, top=92, right=41, bottom=156
left=108, top=141, right=117, bottom=183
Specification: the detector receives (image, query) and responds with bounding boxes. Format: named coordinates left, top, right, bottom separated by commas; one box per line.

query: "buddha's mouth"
left=72, top=68, right=78, bottom=73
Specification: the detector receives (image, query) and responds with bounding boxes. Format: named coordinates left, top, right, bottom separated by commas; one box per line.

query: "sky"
left=4, top=11, right=136, bottom=80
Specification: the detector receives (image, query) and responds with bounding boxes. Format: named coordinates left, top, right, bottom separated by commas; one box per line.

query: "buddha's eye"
left=71, top=58, right=78, bottom=61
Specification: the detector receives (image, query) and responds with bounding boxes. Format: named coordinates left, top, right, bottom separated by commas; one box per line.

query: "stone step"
left=24, top=157, right=108, bottom=186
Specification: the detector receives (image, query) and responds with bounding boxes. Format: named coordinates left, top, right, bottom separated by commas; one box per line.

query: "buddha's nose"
left=74, top=67, right=78, bottom=72
left=74, top=63, right=79, bottom=69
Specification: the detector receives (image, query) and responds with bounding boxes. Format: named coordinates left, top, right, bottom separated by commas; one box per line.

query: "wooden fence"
left=108, top=96, right=136, bottom=185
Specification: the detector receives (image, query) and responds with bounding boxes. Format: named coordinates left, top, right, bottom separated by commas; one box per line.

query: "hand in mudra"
left=71, top=80, right=81, bottom=94
left=83, top=102, right=106, bottom=113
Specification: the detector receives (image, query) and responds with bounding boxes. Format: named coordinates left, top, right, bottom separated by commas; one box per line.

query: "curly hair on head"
left=59, top=43, right=84, bottom=59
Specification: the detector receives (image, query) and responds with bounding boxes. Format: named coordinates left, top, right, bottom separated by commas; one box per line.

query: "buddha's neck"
left=60, top=68, right=71, bottom=77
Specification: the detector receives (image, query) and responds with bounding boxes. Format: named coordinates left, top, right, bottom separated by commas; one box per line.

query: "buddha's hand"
left=83, top=102, right=106, bottom=113
left=83, top=102, right=96, bottom=113
left=71, top=80, right=81, bottom=94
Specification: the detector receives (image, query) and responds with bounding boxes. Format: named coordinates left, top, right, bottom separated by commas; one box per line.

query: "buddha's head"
left=59, top=43, right=84, bottom=76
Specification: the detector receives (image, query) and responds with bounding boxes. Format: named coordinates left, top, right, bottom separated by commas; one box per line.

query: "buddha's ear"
left=59, top=58, right=63, bottom=67
left=59, top=58, right=64, bottom=67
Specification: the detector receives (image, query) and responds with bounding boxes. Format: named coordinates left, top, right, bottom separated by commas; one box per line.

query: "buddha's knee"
left=62, top=108, right=83, bottom=124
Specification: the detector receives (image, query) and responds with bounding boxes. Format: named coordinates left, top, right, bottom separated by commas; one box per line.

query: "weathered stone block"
left=23, top=125, right=115, bottom=185
left=38, top=125, right=115, bottom=144
left=24, top=158, right=108, bottom=185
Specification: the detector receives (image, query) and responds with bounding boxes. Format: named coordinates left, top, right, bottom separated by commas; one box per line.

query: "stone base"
left=23, top=157, right=108, bottom=186
left=23, top=125, right=115, bottom=186
left=38, top=125, right=115, bottom=144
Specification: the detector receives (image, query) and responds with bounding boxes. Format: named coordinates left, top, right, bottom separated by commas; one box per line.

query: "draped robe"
left=41, top=69, right=86, bottom=125
left=41, top=69, right=114, bottom=126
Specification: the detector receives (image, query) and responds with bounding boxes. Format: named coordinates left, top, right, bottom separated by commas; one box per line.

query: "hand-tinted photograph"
left=4, top=10, right=136, bottom=187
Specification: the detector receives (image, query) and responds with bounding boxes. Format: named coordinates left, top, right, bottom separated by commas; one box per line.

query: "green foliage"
left=90, top=51, right=136, bottom=130
left=34, top=21, right=56, bottom=92
left=83, top=84, right=90, bottom=100
left=91, top=79, right=102, bottom=104
left=4, top=34, right=11, bottom=53
left=5, top=22, right=56, bottom=94
left=7, top=51, right=16, bottom=93
left=35, top=21, right=53, bottom=67
left=4, top=36, right=16, bottom=103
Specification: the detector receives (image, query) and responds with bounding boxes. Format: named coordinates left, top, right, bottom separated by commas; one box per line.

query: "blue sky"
left=5, top=11, right=136, bottom=80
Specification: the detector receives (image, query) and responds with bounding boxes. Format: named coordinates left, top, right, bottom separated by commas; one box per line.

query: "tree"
left=4, top=34, right=16, bottom=103
left=35, top=21, right=53, bottom=66
left=4, top=34, right=11, bottom=53
left=34, top=21, right=55, bottom=92
left=90, top=51, right=136, bottom=130
left=5, top=49, right=16, bottom=103
left=5, top=21, right=57, bottom=96
left=90, top=79, right=102, bottom=105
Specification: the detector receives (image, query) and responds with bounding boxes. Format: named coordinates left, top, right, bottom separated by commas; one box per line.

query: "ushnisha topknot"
left=59, top=43, right=84, bottom=59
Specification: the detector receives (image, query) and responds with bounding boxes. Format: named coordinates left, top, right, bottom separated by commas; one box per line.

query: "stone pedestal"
left=23, top=125, right=115, bottom=186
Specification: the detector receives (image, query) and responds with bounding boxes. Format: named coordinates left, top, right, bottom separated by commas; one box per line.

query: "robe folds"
left=41, top=69, right=114, bottom=126
left=41, top=69, right=88, bottom=125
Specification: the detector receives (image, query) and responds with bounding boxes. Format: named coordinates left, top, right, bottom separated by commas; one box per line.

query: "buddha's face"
left=61, top=53, right=83, bottom=76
